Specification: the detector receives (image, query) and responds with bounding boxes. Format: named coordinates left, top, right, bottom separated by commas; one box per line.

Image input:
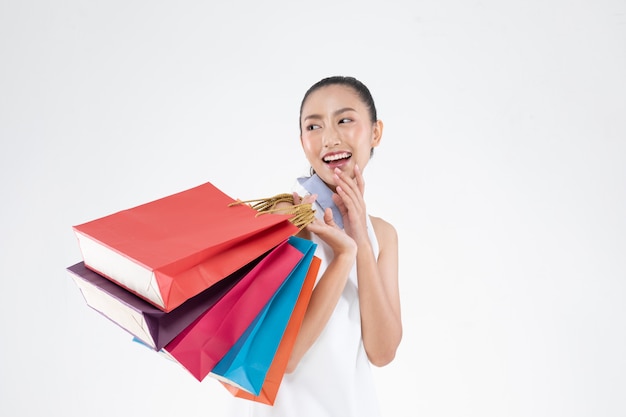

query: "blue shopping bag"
left=209, top=235, right=317, bottom=395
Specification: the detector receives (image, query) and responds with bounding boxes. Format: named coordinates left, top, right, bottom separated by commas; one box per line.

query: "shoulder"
left=369, top=215, right=398, bottom=248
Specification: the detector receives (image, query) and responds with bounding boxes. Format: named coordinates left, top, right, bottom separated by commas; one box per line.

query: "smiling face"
left=300, top=84, right=383, bottom=190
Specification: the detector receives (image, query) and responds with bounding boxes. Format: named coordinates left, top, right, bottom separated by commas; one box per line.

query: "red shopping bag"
left=72, top=182, right=298, bottom=312
left=222, top=254, right=320, bottom=404
left=161, top=239, right=306, bottom=381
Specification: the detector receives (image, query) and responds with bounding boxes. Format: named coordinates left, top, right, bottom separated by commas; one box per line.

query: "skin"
left=285, top=84, right=402, bottom=372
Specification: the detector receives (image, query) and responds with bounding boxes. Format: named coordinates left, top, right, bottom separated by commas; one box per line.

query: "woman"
left=229, top=76, right=402, bottom=417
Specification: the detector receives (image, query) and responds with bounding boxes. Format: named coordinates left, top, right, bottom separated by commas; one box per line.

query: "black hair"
left=299, top=76, right=378, bottom=134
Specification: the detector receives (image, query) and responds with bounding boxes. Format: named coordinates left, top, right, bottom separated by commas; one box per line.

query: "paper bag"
left=210, top=236, right=318, bottom=395
left=222, top=255, right=319, bottom=404
left=67, top=257, right=258, bottom=350
left=72, top=182, right=298, bottom=312
left=162, top=237, right=305, bottom=381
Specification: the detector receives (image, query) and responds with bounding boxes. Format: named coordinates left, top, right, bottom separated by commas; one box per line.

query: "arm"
left=333, top=165, right=402, bottom=366
left=285, top=207, right=357, bottom=373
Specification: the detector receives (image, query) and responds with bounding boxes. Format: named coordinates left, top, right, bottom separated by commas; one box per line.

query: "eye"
left=306, top=124, right=321, bottom=131
left=339, top=118, right=352, bottom=124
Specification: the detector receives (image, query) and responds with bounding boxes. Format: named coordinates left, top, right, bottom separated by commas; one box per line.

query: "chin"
left=314, top=171, right=336, bottom=188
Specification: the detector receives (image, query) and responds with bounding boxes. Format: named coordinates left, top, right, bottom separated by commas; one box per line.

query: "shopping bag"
left=161, top=237, right=305, bottom=381
left=221, top=253, right=320, bottom=404
left=209, top=236, right=318, bottom=395
left=66, top=257, right=259, bottom=351
left=72, top=182, right=298, bottom=312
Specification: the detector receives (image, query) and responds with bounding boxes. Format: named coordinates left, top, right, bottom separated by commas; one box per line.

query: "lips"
left=323, top=151, right=352, bottom=163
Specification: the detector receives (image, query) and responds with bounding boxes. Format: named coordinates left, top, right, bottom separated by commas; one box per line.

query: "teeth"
left=324, top=152, right=351, bottom=162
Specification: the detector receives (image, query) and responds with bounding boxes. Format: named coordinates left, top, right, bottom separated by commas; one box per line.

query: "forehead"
left=302, top=84, right=365, bottom=113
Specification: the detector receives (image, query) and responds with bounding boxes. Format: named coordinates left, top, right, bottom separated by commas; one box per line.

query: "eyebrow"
left=302, top=107, right=357, bottom=122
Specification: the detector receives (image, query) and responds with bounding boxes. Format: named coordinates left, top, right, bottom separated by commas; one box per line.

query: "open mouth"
left=323, top=152, right=352, bottom=164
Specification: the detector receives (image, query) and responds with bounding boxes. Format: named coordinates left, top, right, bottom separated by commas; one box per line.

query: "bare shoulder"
left=369, top=215, right=398, bottom=249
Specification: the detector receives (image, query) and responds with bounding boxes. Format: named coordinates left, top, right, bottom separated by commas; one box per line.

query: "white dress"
left=226, top=176, right=382, bottom=417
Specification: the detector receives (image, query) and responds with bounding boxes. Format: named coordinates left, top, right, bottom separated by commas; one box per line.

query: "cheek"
left=345, top=124, right=366, bottom=141
left=300, top=137, right=319, bottom=156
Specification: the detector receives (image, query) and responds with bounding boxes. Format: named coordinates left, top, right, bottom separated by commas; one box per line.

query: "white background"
left=1, top=1, right=625, bottom=416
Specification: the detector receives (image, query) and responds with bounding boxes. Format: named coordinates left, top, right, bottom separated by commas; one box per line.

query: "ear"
left=371, top=120, right=384, bottom=148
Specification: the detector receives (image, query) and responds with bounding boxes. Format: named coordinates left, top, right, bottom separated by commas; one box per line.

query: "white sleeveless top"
left=226, top=178, right=382, bottom=417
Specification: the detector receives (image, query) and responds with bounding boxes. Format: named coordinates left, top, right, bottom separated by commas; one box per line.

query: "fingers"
left=334, top=167, right=364, bottom=200
left=302, top=193, right=318, bottom=205
left=305, top=211, right=356, bottom=256
left=333, top=167, right=363, bottom=214
left=323, top=207, right=338, bottom=228
left=332, top=166, right=369, bottom=241
left=293, top=192, right=317, bottom=205
left=306, top=208, right=338, bottom=233
left=309, top=208, right=338, bottom=229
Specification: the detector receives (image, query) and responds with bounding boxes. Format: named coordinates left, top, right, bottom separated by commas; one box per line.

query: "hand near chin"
left=332, top=165, right=369, bottom=244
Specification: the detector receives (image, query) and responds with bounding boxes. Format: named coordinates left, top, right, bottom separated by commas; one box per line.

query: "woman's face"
left=300, top=84, right=382, bottom=190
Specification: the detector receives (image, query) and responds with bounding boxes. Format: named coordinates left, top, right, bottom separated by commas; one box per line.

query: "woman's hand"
left=306, top=205, right=357, bottom=258
left=332, top=165, right=369, bottom=245
left=284, top=192, right=356, bottom=258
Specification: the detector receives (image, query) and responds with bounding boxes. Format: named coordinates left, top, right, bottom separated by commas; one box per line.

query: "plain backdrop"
left=1, top=1, right=625, bottom=416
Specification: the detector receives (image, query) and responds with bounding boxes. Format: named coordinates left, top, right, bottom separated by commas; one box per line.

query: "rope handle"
left=229, top=193, right=316, bottom=230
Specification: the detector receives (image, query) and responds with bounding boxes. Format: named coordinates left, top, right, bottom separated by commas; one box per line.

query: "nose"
left=322, top=124, right=341, bottom=148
